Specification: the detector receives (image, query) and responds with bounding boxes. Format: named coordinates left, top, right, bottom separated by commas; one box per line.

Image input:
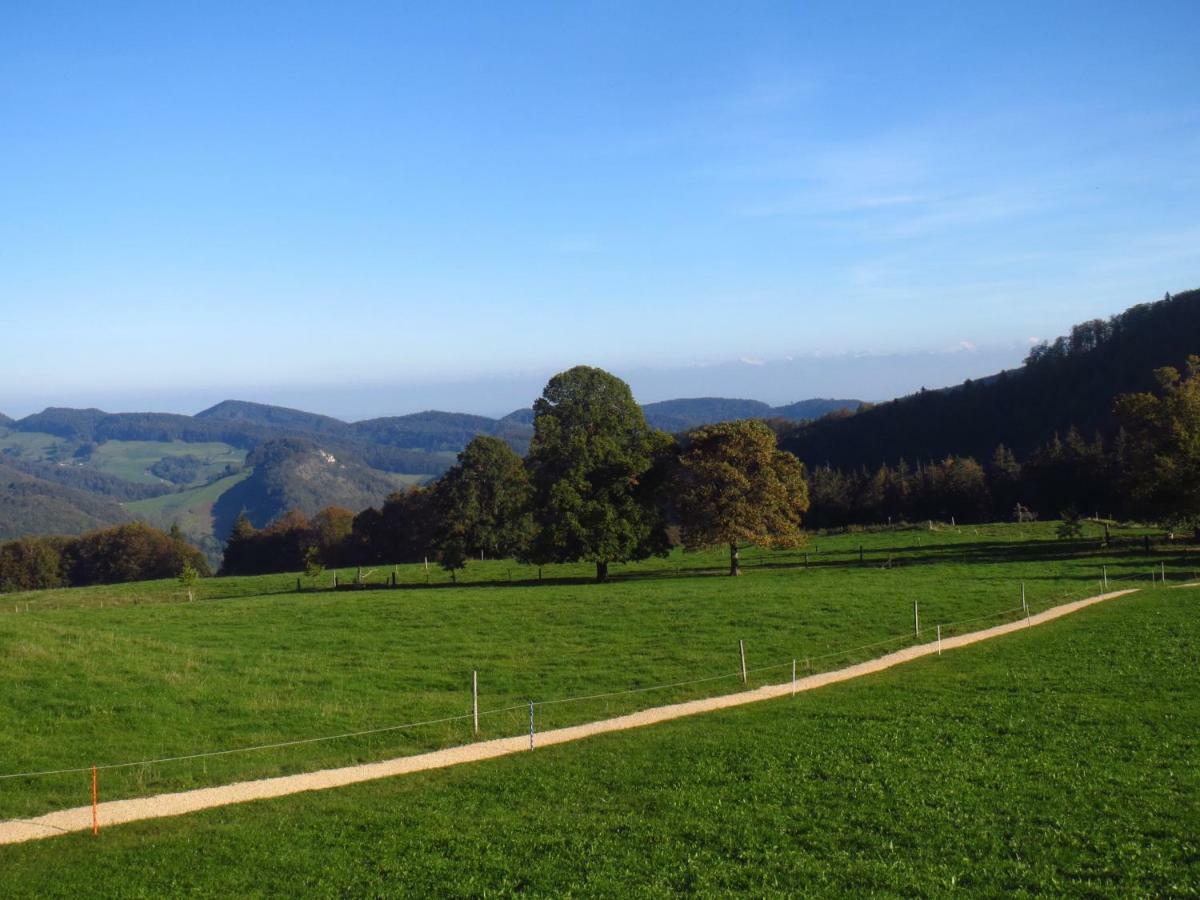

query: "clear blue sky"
left=2, top=1, right=1197, bottom=418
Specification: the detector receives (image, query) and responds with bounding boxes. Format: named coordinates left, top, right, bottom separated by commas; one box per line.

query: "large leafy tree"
left=674, top=419, right=809, bottom=576
left=526, top=366, right=670, bottom=581
left=1114, top=356, right=1200, bottom=532
left=432, top=435, right=533, bottom=578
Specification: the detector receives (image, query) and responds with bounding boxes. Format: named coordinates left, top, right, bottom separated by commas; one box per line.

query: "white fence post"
left=739, top=640, right=748, bottom=686
left=792, top=659, right=796, bottom=695
left=529, top=701, right=534, bottom=750
left=472, top=671, right=479, bottom=737
left=937, top=625, right=942, bottom=656
left=914, top=601, right=920, bottom=636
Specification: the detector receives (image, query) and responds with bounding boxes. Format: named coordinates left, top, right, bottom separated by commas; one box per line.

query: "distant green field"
left=0, top=521, right=1192, bottom=829
left=0, top=430, right=64, bottom=462
left=124, top=468, right=253, bottom=534
left=0, top=558, right=1195, bottom=895
left=87, top=439, right=245, bottom=486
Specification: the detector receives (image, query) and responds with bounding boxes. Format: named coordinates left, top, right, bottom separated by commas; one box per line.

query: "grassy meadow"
left=123, top=469, right=252, bottom=535
left=0, top=521, right=1193, bottom=830
left=0, top=430, right=63, bottom=461
left=0, top=561, right=1195, bottom=895
left=87, top=440, right=245, bottom=487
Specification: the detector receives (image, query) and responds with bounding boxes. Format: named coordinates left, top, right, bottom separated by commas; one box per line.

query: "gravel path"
left=0, top=588, right=1140, bottom=845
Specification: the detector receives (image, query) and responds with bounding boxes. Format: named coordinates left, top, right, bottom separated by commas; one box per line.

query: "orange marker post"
left=91, top=766, right=99, bottom=836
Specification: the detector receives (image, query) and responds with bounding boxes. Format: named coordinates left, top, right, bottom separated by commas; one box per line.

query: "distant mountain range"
left=0, top=393, right=861, bottom=561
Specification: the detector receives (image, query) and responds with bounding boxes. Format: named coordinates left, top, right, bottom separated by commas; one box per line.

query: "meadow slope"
left=0, top=580, right=1195, bottom=895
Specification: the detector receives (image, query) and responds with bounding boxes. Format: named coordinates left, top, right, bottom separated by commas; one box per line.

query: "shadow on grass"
left=247, top=538, right=1197, bottom=598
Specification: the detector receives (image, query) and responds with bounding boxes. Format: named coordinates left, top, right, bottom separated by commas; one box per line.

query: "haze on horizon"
left=2, top=2, right=1197, bottom=419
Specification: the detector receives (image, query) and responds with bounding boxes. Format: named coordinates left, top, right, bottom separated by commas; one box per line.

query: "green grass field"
left=87, top=440, right=245, bottom=487
left=0, top=521, right=1193, bottom=830
left=124, top=468, right=252, bottom=533
left=0, top=557, right=1195, bottom=895
left=0, top=430, right=64, bottom=462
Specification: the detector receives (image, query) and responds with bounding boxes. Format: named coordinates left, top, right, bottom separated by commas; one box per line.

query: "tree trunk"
left=596, top=560, right=608, bottom=582
left=729, top=542, right=741, bottom=576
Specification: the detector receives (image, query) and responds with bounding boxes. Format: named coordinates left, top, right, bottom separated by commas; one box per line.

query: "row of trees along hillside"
left=0, top=523, right=209, bottom=593
left=780, top=288, right=1200, bottom=468
left=223, top=367, right=811, bottom=580
left=223, top=353, right=1200, bottom=584
left=809, top=354, right=1200, bottom=529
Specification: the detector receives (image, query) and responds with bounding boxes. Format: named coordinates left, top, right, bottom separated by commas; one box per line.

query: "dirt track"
left=0, top=587, right=1141, bottom=845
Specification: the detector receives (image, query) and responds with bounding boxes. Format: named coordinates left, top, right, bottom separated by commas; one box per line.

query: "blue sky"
left=1, top=1, right=1197, bottom=418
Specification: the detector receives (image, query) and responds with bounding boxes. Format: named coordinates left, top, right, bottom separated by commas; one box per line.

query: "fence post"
left=1103, top=565, right=1108, bottom=590
left=914, top=601, right=920, bottom=636
left=739, top=640, right=747, bottom=686
left=1162, top=562, right=1167, bottom=584
left=937, top=625, right=942, bottom=656
left=792, top=659, right=796, bottom=695
left=529, top=701, right=535, bottom=750
left=472, top=671, right=479, bottom=737
left=91, top=766, right=99, bottom=836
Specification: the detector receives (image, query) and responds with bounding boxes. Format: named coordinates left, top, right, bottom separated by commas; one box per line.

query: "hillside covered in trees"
left=0, top=462, right=133, bottom=540
left=780, top=289, right=1200, bottom=469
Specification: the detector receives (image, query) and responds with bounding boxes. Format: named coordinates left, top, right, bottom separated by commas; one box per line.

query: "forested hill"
left=7, top=394, right=860, bottom=464
left=0, top=461, right=131, bottom=540
left=209, top=439, right=407, bottom=539
left=641, top=397, right=861, bottom=433
left=0, top=413, right=11, bottom=426
left=196, top=400, right=348, bottom=435
left=779, top=288, right=1200, bottom=469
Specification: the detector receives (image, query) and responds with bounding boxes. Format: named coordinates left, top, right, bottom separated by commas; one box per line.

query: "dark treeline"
left=219, top=432, right=1113, bottom=575
left=222, top=495, right=434, bottom=576
left=805, top=431, right=1118, bottom=528
left=0, top=522, right=210, bottom=593
left=780, top=289, right=1200, bottom=468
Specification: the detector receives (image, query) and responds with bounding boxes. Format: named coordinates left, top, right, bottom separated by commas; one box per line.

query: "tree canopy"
left=1115, top=355, right=1200, bottom=530
left=526, top=366, right=670, bottom=580
left=432, top=435, right=532, bottom=577
left=674, top=419, right=809, bottom=575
